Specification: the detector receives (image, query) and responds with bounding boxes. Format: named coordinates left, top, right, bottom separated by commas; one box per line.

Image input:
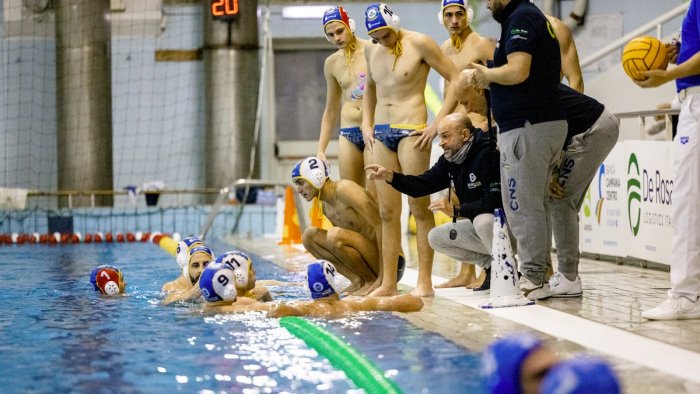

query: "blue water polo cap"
left=481, top=332, right=543, bottom=394
left=291, top=156, right=329, bottom=189
left=540, top=356, right=621, bottom=394
left=323, top=6, right=356, bottom=34
left=442, top=0, right=467, bottom=10
left=365, top=3, right=400, bottom=34
left=306, top=260, right=339, bottom=299
left=199, top=261, right=238, bottom=303
left=189, top=245, right=214, bottom=261
left=439, top=0, right=473, bottom=25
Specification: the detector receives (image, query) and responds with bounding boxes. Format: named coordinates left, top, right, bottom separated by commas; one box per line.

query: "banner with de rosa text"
left=578, top=140, right=673, bottom=265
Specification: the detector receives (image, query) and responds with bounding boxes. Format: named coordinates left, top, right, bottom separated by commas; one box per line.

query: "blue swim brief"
left=374, top=123, right=427, bottom=152
left=339, top=127, right=365, bottom=152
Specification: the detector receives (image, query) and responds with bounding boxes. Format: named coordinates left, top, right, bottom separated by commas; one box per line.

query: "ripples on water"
left=0, top=241, right=482, bottom=393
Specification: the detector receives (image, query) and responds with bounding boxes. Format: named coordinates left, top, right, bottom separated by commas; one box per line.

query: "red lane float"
left=0, top=231, right=168, bottom=246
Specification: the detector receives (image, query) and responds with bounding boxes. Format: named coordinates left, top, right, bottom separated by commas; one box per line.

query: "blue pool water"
left=0, top=241, right=483, bottom=393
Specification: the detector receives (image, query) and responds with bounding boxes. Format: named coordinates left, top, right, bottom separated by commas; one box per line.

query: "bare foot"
left=437, top=262, right=478, bottom=289
left=411, top=283, right=435, bottom=298
left=465, top=270, right=486, bottom=289
left=369, top=285, right=398, bottom=297
left=435, top=276, right=470, bottom=288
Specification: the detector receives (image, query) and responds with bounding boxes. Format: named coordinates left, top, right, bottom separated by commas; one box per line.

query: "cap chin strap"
left=450, top=35, right=463, bottom=52
left=344, top=38, right=357, bottom=69
left=311, top=188, right=324, bottom=223
left=390, top=33, right=403, bottom=71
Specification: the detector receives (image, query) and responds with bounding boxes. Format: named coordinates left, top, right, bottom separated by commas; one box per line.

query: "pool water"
left=0, top=241, right=483, bottom=393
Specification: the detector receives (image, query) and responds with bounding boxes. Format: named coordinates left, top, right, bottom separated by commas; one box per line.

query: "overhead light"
left=281, top=5, right=333, bottom=19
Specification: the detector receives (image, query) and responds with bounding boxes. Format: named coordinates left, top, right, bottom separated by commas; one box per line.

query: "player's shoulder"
left=336, top=178, right=365, bottom=194
left=325, top=50, right=345, bottom=65
left=406, top=29, right=434, bottom=45
left=439, top=39, right=452, bottom=52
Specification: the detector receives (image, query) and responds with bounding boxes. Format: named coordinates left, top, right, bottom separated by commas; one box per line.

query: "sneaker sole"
left=550, top=292, right=582, bottom=298
left=522, top=291, right=552, bottom=301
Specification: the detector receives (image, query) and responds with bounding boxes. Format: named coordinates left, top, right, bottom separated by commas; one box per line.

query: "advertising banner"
left=578, top=144, right=626, bottom=258
left=622, top=141, right=673, bottom=264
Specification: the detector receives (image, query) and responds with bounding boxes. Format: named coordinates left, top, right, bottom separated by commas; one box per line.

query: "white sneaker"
left=549, top=272, right=582, bottom=297
left=520, top=276, right=552, bottom=300
left=641, top=296, right=700, bottom=320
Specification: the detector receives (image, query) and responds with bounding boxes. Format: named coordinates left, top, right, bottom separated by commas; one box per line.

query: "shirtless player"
left=318, top=6, right=372, bottom=187
left=292, top=156, right=405, bottom=295
left=362, top=3, right=461, bottom=297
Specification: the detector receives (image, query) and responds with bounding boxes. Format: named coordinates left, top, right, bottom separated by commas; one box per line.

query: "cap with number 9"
left=199, top=261, right=238, bottom=303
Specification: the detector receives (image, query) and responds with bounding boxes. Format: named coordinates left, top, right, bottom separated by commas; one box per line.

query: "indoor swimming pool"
left=0, top=241, right=483, bottom=393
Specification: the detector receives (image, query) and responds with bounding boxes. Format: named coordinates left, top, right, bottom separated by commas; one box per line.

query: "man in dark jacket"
left=366, top=112, right=502, bottom=291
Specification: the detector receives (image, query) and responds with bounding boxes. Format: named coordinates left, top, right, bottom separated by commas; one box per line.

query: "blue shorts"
left=374, top=124, right=426, bottom=152
left=339, top=127, right=365, bottom=152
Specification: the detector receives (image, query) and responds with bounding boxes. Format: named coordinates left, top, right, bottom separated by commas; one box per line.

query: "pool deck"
left=229, top=234, right=700, bottom=394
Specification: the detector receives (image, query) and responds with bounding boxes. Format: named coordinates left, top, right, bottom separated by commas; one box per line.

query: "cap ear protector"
left=90, top=265, right=125, bottom=296
left=291, top=156, right=329, bottom=190
left=365, top=3, right=401, bottom=36
left=215, top=251, right=254, bottom=290
left=176, top=237, right=202, bottom=272
left=322, top=6, right=357, bottom=43
left=306, top=260, right=339, bottom=299
left=480, top=333, right=543, bottom=394
left=185, top=246, right=215, bottom=284
left=199, top=261, right=238, bottom=303
left=438, top=0, right=474, bottom=27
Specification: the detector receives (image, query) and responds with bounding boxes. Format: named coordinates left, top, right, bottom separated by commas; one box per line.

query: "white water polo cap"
left=215, top=250, right=253, bottom=290
left=291, top=156, right=329, bottom=190
left=306, top=260, right=339, bottom=299
left=176, top=236, right=203, bottom=271
left=438, top=0, right=474, bottom=26
left=199, top=261, right=237, bottom=303
left=323, top=6, right=356, bottom=40
left=365, top=3, right=401, bottom=34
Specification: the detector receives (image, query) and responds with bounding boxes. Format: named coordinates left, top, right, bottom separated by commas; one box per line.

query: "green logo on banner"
left=583, top=187, right=592, bottom=218
left=627, top=153, right=641, bottom=236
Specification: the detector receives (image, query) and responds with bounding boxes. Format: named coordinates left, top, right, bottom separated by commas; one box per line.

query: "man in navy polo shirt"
left=470, top=0, right=567, bottom=300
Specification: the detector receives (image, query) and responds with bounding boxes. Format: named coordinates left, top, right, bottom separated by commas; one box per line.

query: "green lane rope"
left=280, top=316, right=402, bottom=394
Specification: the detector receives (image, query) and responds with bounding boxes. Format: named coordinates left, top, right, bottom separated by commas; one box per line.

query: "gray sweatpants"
left=551, top=110, right=619, bottom=278
left=428, top=213, right=494, bottom=268
left=499, top=120, right=568, bottom=284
